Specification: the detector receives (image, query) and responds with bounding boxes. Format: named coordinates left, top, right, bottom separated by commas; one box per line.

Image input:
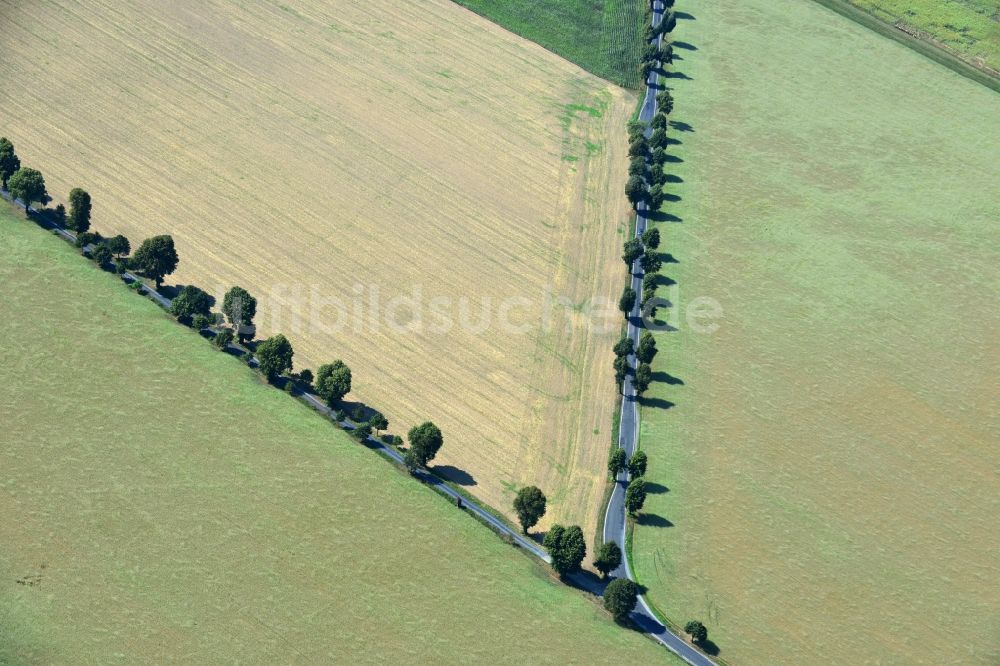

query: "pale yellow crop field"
left=0, top=0, right=633, bottom=538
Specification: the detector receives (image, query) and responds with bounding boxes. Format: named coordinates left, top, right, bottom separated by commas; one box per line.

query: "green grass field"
left=450, top=0, right=649, bottom=87
left=842, top=0, right=1000, bottom=71
left=0, top=203, right=675, bottom=663
left=634, top=0, right=1000, bottom=664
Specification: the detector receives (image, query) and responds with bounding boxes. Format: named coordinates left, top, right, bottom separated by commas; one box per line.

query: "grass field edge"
left=807, top=0, right=1000, bottom=93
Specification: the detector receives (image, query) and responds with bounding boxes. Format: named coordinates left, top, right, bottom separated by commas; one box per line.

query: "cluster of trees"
left=608, top=447, right=649, bottom=515
left=612, top=330, right=657, bottom=395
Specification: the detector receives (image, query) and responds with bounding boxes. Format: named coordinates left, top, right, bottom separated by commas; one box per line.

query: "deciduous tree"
left=90, top=243, right=112, bottom=267
left=626, top=175, right=645, bottom=210
left=603, top=578, right=638, bottom=622
left=622, top=237, right=643, bottom=267
left=608, top=448, right=628, bottom=478
left=132, top=235, right=179, bottom=287
left=637, top=331, right=658, bottom=364
left=625, top=477, right=647, bottom=515
left=650, top=127, right=668, bottom=151
left=213, top=328, right=234, bottom=350
left=256, top=333, right=294, bottom=382
left=634, top=363, right=653, bottom=394
left=657, top=89, right=674, bottom=115
left=0, top=138, right=20, bottom=190
left=641, top=227, right=660, bottom=250
left=170, top=285, right=212, bottom=321
left=513, top=486, right=547, bottom=534
left=407, top=421, right=443, bottom=468
left=316, top=360, right=352, bottom=407
left=593, top=542, right=623, bottom=579
left=628, top=450, right=648, bottom=478
left=619, top=286, right=637, bottom=315
left=107, top=235, right=130, bottom=259
left=684, top=620, right=708, bottom=643
left=543, top=524, right=586, bottom=577
left=613, top=335, right=634, bottom=358
left=614, top=355, right=629, bottom=392
left=67, top=188, right=92, bottom=232
left=627, top=136, right=648, bottom=159
left=222, top=286, right=257, bottom=328
left=8, top=168, right=47, bottom=216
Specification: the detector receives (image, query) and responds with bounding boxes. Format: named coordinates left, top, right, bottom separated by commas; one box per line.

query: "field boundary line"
left=807, top=0, right=1000, bottom=94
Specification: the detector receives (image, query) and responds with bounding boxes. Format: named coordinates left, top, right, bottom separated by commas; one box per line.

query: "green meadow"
left=634, top=0, right=1000, bottom=663
left=0, top=204, right=673, bottom=663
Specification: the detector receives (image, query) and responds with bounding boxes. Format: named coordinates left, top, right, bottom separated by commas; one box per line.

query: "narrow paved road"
left=601, top=3, right=718, bottom=664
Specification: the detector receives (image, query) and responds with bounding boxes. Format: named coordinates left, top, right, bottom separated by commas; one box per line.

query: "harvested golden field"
left=0, top=0, right=634, bottom=537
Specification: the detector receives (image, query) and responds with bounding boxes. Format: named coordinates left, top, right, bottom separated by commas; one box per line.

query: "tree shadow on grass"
left=659, top=252, right=679, bottom=264
left=663, top=70, right=692, bottom=80
left=644, top=482, right=670, bottom=495
left=640, top=396, right=676, bottom=410
left=647, top=210, right=681, bottom=223
left=673, top=40, right=697, bottom=51
left=671, top=120, right=694, bottom=132
left=433, top=464, right=476, bottom=486
left=674, top=11, right=696, bottom=20
left=651, top=371, right=684, bottom=385
left=637, top=513, right=673, bottom=527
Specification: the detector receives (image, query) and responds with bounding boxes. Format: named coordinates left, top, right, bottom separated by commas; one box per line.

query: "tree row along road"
left=3, top=4, right=711, bottom=654
left=601, top=2, right=718, bottom=664
left=1, top=187, right=547, bottom=562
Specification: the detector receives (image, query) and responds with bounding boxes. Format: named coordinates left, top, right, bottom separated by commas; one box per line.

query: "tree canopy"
left=543, top=524, right=586, bottom=577
left=315, top=360, right=352, bottom=407
left=634, top=363, right=652, bottom=394
left=603, top=578, right=638, bottom=622
left=637, top=331, right=658, bottom=364
left=625, top=175, right=646, bottom=209
left=628, top=450, right=648, bottom=478
left=619, top=286, right=637, bottom=315
left=608, top=448, right=628, bottom=478
left=513, top=486, right=547, bottom=534
left=407, top=421, right=443, bottom=468
left=67, top=188, right=92, bottom=233
left=170, top=285, right=213, bottom=321
left=0, top=137, right=21, bottom=190
left=625, top=477, right=647, bottom=515
left=107, top=235, right=130, bottom=258
left=685, top=620, right=708, bottom=643
left=8, top=168, right=47, bottom=216
left=622, top=237, right=643, bottom=267
left=593, top=542, right=623, bottom=579
left=613, top=335, right=634, bottom=358
left=256, top=334, right=294, bottom=381
left=132, top=235, right=179, bottom=287
left=641, top=227, right=660, bottom=250
left=222, top=286, right=257, bottom=327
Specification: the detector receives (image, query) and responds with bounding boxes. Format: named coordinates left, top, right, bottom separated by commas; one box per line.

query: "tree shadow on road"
left=566, top=569, right=610, bottom=597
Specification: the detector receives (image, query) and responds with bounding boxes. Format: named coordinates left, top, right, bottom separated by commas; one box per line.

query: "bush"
left=335, top=409, right=348, bottom=423
left=213, top=328, right=234, bottom=350
left=191, top=313, right=212, bottom=330
left=298, top=368, right=314, bottom=387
